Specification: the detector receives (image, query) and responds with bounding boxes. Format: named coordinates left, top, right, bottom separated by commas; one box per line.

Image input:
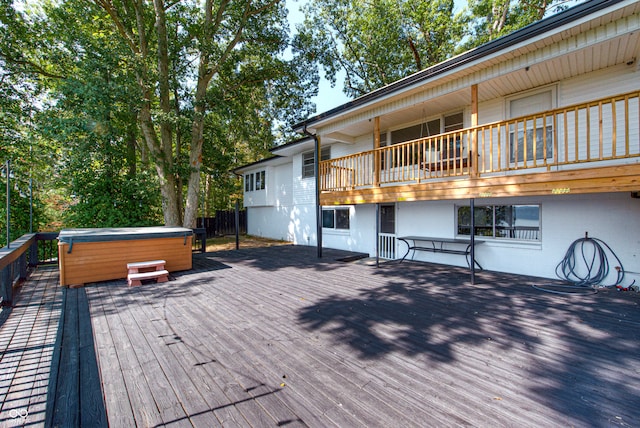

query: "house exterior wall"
left=392, top=193, right=639, bottom=281
left=240, top=3, right=639, bottom=283
left=245, top=155, right=320, bottom=246
left=312, top=62, right=640, bottom=281
left=318, top=193, right=640, bottom=282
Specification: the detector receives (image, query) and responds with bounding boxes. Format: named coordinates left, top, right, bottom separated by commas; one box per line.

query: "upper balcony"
left=319, top=90, right=640, bottom=205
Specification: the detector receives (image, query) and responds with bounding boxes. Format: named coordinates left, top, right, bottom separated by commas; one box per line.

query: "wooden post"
left=374, top=116, right=381, bottom=187
left=471, top=85, right=479, bottom=178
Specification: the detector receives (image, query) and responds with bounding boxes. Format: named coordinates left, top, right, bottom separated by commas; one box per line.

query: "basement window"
left=456, top=204, right=541, bottom=241
left=322, top=207, right=350, bottom=230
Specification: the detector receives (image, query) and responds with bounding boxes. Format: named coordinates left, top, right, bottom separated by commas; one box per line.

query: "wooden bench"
left=127, top=260, right=168, bottom=286
left=398, top=236, right=484, bottom=270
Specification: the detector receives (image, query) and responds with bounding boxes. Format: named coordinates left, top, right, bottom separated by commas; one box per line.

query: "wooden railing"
left=0, top=232, right=59, bottom=307
left=320, top=90, right=640, bottom=191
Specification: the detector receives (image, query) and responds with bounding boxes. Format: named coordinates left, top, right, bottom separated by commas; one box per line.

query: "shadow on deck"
left=1, top=246, right=639, bottom=427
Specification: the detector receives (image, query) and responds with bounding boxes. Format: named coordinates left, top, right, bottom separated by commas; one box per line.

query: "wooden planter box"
left=58, top=227, right=193, bottom=287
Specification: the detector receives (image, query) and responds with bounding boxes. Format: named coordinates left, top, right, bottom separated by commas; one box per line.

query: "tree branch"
left=0, top=51, right=65, bottom=79
left=92, top=0, right=140, bottom=54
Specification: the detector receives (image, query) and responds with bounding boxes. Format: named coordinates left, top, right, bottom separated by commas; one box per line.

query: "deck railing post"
left=1, top=265, right=12, bottom=307
left=19, top=253, right=27, bottom=281
left=374, top=117, right=381, bottom=187
left=30, top=237, right=38, bottom=266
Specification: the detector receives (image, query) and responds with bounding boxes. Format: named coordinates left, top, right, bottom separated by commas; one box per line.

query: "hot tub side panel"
left=58, top=236, right=192, bottom=286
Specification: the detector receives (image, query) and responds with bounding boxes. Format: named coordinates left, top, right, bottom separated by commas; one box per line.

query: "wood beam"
left=319, top=163, right=640, bottom=205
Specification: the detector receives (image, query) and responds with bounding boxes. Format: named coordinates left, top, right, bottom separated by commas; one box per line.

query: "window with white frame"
left=244, top=170, right=265, bottom=192
left=456, top=204, right=541, bottom=241
left=508, top=88, right=555, bottom=163
left=302, top=146, right=331, bottom=178
left=322, top=207, right=350, bottom=230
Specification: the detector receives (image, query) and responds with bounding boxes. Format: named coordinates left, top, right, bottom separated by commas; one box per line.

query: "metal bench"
left=398, top=236, right=484, bottom=270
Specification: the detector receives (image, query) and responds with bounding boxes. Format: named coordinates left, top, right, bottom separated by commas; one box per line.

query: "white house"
left=235, top=0, right=640, bottom=282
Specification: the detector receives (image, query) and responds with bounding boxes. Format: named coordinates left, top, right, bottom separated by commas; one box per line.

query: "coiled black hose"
left=555, top=235, right=631, bottom=288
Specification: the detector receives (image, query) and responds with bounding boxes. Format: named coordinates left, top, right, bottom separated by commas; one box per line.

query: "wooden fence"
left=197, top=210, right=247, bottom=238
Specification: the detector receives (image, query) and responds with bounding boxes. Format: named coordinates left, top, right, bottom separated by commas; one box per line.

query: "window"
left=322, top=207, right=350, bottom=230
left=255, top=171, right=265, bottom=190
left=244, top=170, right=265, bottom=192
left=509, top=89, right=554, bottom=163
left=302, top=147, right=331, bottom=178
left=380, top=113, right=464, bottom=169
left=379, top=204, right=395, bottom=234
left=457, top=204, right=540, bottom=241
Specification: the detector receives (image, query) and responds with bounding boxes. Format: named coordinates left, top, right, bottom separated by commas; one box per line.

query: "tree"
left=1, top=0, right=316, bottom=229
left=294, top=0, right=576, bottom=99
left=293, top=0, right=463, bottom=98
left=0, top=1, right=53, bottom=243
left=461, top=0, right=573, bottom=49
left=93, top=0, right=314, bottom=227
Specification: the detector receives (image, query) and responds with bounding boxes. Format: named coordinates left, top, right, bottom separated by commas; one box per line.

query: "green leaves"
left=294, top=0, right=462, bottom=98
left=294, top=0, right=569, bottom=98
left=462, top=0, right=571, bottom=49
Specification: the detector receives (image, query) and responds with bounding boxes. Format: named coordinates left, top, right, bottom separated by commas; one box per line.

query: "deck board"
left=0, top=266, right=61, bottom=427
left=83, top=247, right=640, bottom=427
left=1, top=246, right=640, bottom=427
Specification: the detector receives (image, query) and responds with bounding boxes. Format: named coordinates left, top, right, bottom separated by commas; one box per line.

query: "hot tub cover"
left=58, top=227, right=193, bottom=251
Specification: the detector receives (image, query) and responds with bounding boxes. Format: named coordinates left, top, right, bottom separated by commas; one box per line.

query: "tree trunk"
left=183, top=82, right=208, bottom=228
left=138, top=94, right=181, bottom=226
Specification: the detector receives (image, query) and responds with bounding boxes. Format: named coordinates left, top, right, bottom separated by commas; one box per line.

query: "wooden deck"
left=1, top=246, right=640, bottom=427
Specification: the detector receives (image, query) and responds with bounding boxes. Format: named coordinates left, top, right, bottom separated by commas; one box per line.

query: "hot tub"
left=58, top=227, right=193, bottom=286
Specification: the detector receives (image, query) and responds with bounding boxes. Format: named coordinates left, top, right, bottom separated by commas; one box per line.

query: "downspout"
left=303, top=124, right=322, bottom=258
left=231, top=170, right=243, bottom=250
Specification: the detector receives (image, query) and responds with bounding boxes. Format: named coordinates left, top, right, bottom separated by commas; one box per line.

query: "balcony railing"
left=320, top=90, right=640, bottom=191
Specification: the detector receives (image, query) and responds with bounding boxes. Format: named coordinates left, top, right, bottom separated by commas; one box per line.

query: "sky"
left=285, top=0, right=469, bottom=115
left=285, top=0, right=350, bottom=115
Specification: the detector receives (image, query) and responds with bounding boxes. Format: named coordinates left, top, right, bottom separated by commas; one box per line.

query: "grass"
left=205, top=235, right=290, bottom=252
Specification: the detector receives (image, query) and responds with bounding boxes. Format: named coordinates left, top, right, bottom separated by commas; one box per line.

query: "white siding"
left=321, top=205, right=379, bottom=254
left=316, top=193, right=640, bottom=282
left=559, top=62, right=638, bottom=107
left=383, top=193, right=640, bottom=281
left=247, top=156, right=321, bottom=246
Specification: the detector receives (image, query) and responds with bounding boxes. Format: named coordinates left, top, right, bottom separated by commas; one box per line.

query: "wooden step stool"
left=127, top=260, right=169, bottom=286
